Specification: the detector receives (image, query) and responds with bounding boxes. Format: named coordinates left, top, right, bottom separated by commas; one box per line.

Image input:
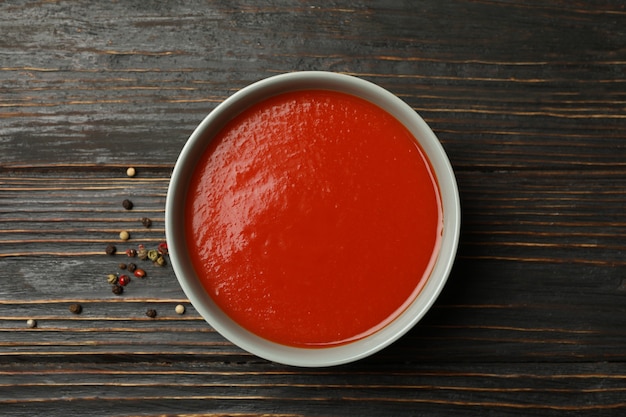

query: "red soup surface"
left=186, top=89, right=442, bottom=348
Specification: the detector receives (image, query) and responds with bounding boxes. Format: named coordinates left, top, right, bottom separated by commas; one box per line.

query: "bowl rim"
left=165, top=71, right=461, bottom=367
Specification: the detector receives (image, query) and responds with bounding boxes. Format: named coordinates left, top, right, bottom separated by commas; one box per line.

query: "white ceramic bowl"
left=166, top=71, right=460, bottom=367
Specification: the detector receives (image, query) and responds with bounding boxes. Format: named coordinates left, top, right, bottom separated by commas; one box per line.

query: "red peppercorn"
left=134, top=268, right=146, bottom=278
left=125, top=248, right=137, bottom=257
left=157, top=242, right=168, bottom=255
left=118, top=274, right=131, bottom=286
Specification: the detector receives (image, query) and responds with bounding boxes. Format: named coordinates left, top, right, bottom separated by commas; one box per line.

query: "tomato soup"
left=185, top=90, right=442, bottom=348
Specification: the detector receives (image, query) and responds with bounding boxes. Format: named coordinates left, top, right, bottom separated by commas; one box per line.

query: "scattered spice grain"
left=157, top=242, right=168, bottom=255
left=107, top=274, right=118, bottom=284
left=147, top=249, right=159, bottom=262
left=69, top=304, right=83, bottom=314
left=102, top=191, right=172, bottom=297
left=105, top=244, right=117, bottom=255
left=118, top=274, right=130, bottom=286
left=154, top=255, right=166, bottom=267
left=137, top=245, right=148, bottom=260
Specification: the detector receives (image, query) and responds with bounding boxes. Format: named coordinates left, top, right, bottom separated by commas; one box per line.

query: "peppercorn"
left=140, top=217, right=152, bottom=228
left=127, top=263, right=137, bottom=273
left=119, top=263, right=127, bottom=270
left=118, top=274, right=130, bottom=286
left=69, top=303, right=82, bottom=314
left=134, top=268, right=146, bottom=278
left=147, top=249, right=159, bottom=262
left=119, top=230, right=130, bottom=241
left=126, top=167, right=136, bottom=177
left=105, top=244, right=117, bottom=255
left=122, top=199, right=133, bottom=210
left=157, top=242, right=168, bottom=255
left=137, top=244, right=148, bottom=260
left=146, top=309, right=157, bottom=318
left=112, top=284, right=124, bottom=295
left=26, top=319, right=37, bottom=328
left=126, top=248, right=137, bottom=257
left=107, top=273, right=118, bottom=284
left=154, top=255, right=166, bottom=267
left=175, top=304, right=185, bottom=315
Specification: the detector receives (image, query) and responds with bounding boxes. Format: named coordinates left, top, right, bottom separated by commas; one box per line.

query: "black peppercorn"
left=122, top=199, right=133, bottom=210
left=105, top=244, right=117, bottom=255
left=69, top=304, right=82, bottom=314
left=119, top=263, right=127, bottom=270
left=140, top=217, right=152, bottom=228
left=127, top=263, right=137, bottom=273
left=146, top=309, right=157, bottom=318
left=112, top=284, right=124, bottom=295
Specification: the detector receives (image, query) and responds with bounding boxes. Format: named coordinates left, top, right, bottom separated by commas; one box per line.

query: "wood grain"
left=1, top=0, right=625, bottom=416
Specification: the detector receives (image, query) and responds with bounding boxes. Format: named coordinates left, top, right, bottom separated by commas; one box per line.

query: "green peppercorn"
left=105, top=244, right=117, bottom=255
left=154, top=255, right=166, bottom=267
left=107, top=274, right=118, bottom=284
left=147, top=249, right=159, bottom=262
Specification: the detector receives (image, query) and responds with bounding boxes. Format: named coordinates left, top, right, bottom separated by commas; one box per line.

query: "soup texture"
left=186, top=90, right=442, bottom=347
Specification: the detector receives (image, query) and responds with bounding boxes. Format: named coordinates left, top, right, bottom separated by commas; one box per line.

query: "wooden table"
left=2, top=1, right=625, bottom=416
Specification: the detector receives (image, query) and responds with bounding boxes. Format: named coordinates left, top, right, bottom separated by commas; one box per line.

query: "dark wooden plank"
left=1, top=0, right=626, bottom=416
left=2, top=0, right=625, bottom=169
left=1, top=360, right=625, bottom=416
left=1, top=169, right=624, bottom=362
